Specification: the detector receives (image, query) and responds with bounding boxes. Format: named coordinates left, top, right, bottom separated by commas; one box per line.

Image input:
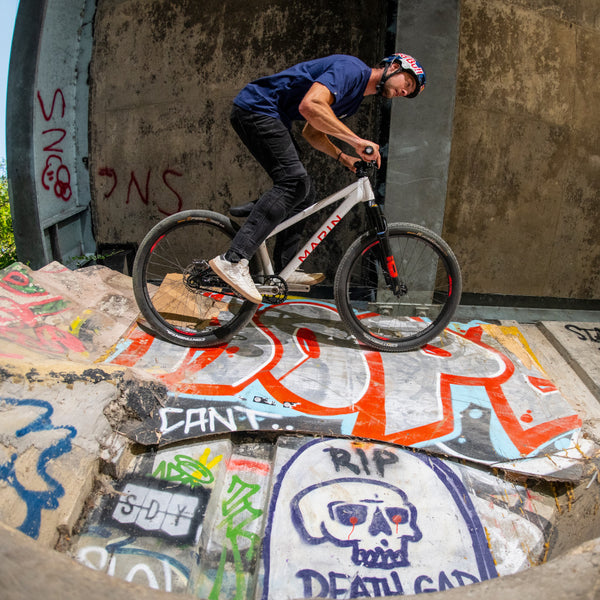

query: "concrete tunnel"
left=3, top=1, right=600, bottom=599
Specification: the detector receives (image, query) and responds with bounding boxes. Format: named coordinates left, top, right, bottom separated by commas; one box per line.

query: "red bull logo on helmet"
left=396, top=53, right=424, bottom=75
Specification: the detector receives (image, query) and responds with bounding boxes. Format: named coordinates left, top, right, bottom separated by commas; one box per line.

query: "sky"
left=1, top=0, right=20, bottom=166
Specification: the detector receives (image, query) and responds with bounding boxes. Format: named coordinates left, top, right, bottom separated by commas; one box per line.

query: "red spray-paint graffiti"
left=98, top=166, right=183, bottom=216
left=37, top=89, right=72, bottom=202
left=0, top=265, right=87, bottom=358
left=106, top=300, right=581, bottom=462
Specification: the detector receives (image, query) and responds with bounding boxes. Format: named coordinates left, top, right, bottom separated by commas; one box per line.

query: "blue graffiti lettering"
left=414, top=574, right=436, bottom=593
left=295, top=569, right=479, bottom=598
left=0, top=398, right=76, bottom=538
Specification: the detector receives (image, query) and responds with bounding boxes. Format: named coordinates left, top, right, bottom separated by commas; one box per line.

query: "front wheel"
left=132, top=210, right=258, bottom=347
left=334, top=223, right=462, bottom=352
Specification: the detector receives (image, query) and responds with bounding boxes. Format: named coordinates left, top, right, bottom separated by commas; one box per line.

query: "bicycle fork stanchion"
left=366, top=203, right=407, bottom=297
left=355, top=160, right=406, bottom=297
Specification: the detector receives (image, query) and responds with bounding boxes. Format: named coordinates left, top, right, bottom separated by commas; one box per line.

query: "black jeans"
left=229, top=105, right=315, bottom=272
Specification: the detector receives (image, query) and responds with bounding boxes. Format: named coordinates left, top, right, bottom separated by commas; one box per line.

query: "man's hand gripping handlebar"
left=353, top=145, right=379, bottom=177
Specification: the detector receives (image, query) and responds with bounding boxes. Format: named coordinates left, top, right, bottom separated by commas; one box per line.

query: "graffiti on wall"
left=0, top=397, right=76, bottom=539
left=73, top=442, right=230, bottom=593
left=263, top=438, right=498, bottom=599
left=72, top=435, right=553, bottom=598
left=37, top=88, right=73, bottom=202
left=565, top=324, right=600, bottom=349
left=152, top=448, right=223, bottom=488
left=457, top=465, right=553, bottom=572
left=105, top=301, right=581, bottom=472
left=100, top=445, right=228, bottom=544
left=76, top=535, right=191, bottom=592
left=207, top=474, right=264, bottom=600
left=0, top=263, right=92, bottom=359
left=72, top=439, right=275, bottom=598
left=195, top=447, right=271, bottom=600
left=98, top=165, right=184, bottom=216
left=106, top=478, right=209, bottom=543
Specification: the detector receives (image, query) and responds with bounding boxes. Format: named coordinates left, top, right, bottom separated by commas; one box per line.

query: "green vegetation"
left=0, top=160, right=18, bottom=269
left=70, top=249, right=123, bottom=268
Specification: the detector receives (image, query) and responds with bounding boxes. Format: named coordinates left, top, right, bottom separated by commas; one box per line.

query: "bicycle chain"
left=183, top=260, right=243, bottom=299
left=183, top=261, right=288, bottom=304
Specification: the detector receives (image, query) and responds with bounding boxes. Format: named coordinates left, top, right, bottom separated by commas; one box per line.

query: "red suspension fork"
left=366, top=203, right=405, bottom=296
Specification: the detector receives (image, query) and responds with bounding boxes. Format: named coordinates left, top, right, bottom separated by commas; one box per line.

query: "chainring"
left=258, top=274, right=288, bottom=305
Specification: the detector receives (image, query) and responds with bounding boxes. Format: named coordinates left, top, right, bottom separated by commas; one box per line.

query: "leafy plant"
left=69, top=249, right=123, bottom=268
left=0, top=160, right=18, bottom=270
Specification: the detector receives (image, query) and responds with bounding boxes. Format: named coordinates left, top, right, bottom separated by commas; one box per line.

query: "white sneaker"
left=209, top=255, right=262, bottom=304
left=286, top=271, right=326, bottom=286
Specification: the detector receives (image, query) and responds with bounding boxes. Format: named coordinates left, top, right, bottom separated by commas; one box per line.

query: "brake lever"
left=354, top=160, right=377, bottom=178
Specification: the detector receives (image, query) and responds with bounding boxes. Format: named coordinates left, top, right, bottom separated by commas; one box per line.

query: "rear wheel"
left=334, top=223, right=462, bottom=352
left=132, top=210, right=258, bottom=347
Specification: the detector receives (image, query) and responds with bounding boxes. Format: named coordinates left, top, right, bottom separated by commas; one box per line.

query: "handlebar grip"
left=364, top=146, right=374, bottom=156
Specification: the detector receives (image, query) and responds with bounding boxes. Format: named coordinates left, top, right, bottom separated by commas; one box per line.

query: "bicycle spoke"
left=133, top=212, right=258, bottom=347
left=335, top=224, right=461, bottom=351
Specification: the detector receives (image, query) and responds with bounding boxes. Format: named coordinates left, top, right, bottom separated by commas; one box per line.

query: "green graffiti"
left=152, top=452, right=221, bottom=488
left=30, top=298, right=69, bottom=315
left=210, top=475, right=263, bottom=600
left=0, top=264, right=47, bottom=295
left=0, top=264, right=69, bottom=316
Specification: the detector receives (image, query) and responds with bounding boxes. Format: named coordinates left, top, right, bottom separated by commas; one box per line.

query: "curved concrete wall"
left=6, top=0, right=600, bottom=294
left=88, top=0, right=390, bottom=276
left=7, top=0, right=96, bottom=269
left=443, top=0, right=600, bottom=301
left=2, top=521, right=600, bottom=600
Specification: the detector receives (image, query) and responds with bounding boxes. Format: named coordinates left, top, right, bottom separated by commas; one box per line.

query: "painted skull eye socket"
left=386, top=507, right=409, bottom=526
left=329, top=503, right=409, bottom=528
left=332, top=503, right=368, bottom=526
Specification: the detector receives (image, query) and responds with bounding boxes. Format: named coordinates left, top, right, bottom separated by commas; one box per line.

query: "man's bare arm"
left=298, top=82, right=380, bottom=166
left=302, top=122, right=361, bottom=172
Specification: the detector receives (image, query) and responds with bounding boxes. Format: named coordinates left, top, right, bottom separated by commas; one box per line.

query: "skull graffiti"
left=291, top=478, right=422, bottom=569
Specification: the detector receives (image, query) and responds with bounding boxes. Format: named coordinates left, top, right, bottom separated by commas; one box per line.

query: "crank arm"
left=256, top=285, right=282, bottom=296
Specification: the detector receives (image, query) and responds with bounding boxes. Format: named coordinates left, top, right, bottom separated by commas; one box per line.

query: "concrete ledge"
left=420, top=537, right=600, bottom=600
left=0, top=521, right=178, bottom=600
left=2, top=519, right=600, bottom=600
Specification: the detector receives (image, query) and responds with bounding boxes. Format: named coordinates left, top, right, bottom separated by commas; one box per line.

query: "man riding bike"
left=210, top=53, right=426, bottom=304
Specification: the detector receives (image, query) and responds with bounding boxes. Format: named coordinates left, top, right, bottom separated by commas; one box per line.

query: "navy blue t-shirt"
left=234, top=55, right=371, bottom=128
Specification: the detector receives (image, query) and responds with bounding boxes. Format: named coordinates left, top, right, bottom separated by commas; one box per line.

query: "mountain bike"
left=132, top=155, right=462, bottom=352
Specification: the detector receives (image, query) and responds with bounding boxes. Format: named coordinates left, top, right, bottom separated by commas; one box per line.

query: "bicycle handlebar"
left=354, top=160, right=377, bottom=178
left=353, top=146, right=377, bottom=177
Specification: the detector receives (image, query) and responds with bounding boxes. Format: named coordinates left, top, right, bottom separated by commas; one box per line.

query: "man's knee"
left=280, top=173, right=311, bottom=205
left=259, top=173, right=311, bottom=222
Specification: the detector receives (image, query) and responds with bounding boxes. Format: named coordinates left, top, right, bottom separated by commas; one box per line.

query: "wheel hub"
left=183, top=260, right=218, bottom=292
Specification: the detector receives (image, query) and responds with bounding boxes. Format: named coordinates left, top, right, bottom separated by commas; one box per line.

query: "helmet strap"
left=377, top=62, right=406, bottom=96
left=376, top=63, right=392, bottom=96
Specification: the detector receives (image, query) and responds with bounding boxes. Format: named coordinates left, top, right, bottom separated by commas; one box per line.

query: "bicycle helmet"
left=377, top=53, right=426, bottom=98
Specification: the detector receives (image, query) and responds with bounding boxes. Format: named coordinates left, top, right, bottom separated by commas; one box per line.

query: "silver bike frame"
left=255, top=176, right=375, bottom=282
